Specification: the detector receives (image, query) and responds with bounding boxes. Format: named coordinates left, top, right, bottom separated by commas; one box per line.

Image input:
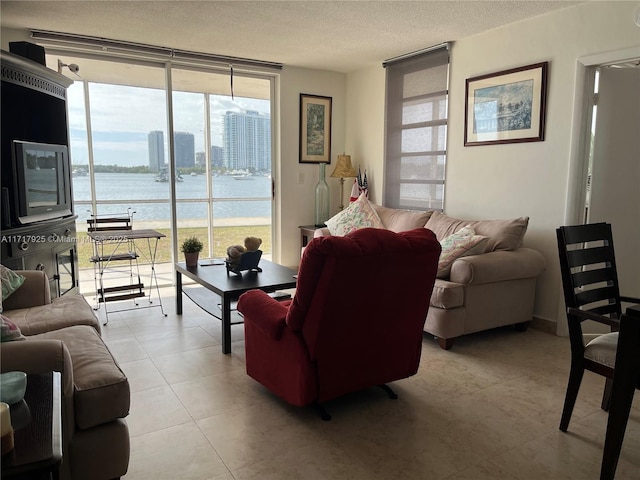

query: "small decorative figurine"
left=225, top=237, right=263, bottom=275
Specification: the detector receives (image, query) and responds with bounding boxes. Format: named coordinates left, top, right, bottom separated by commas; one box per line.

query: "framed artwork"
left=299, top=93, right=332, bottom=163
left=464, top=62, right=548, bottom=146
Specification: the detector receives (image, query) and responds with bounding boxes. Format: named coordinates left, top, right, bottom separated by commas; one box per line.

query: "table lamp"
left=330, top=154, right=358, bottom=210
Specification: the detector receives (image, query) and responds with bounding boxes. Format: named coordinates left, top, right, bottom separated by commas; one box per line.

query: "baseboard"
left=530, top=315, right=557, bottom=335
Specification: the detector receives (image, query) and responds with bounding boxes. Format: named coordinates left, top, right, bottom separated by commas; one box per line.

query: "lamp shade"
left=330, top=155, right=358, bottom=178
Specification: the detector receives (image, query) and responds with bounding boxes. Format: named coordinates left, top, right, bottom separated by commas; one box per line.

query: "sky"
left=67, top=81, right=270, bottom=167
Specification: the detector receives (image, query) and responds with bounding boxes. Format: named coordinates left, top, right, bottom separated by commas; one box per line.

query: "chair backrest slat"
left=566, top=246, right=612, bottom=268
left=572, top=268, right=613, bottom=287
left=561, top=222, right=609, bottom=244
left=575, top=286, right=619, bottom=308
left=87, top=213, right=134, bottom=232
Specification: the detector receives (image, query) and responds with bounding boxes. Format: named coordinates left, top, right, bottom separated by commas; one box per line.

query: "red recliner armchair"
left=237, top=227, right=441, bottom=418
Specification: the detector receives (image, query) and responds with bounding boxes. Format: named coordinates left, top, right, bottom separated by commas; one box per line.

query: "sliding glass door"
left=53, top=54, right=275, bottom=291
left=171, top=67, right=273, bottom=262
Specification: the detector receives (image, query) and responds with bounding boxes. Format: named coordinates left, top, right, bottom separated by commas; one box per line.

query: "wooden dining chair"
left=556, top=222, right=640, bottom=479
left=600, top=307, right=640, bottom=479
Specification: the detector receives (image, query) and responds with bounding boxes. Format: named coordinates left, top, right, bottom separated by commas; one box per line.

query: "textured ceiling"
left=1, top=1, right=583, bottom=73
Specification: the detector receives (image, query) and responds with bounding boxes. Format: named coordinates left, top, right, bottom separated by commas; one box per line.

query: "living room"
left=1, top=1, right=639, bottom=479
left=2, top=1, right=639, bottom=335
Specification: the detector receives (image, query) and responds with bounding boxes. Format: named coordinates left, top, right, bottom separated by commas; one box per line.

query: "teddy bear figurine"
left=225, top=237, right=263, bottom=275
left=243, top=236, right=262, bottom=252
left=225, top=244, right=246, bottom=267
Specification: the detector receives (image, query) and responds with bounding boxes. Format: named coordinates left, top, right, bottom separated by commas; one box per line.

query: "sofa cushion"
left=325, top=193, right=383, bottom=236
left=36, top=325, right=130, bottom=429
left=437, top=226, right=489, bottom=278
left=430, top=279, right=465, bottom=309
left=4, top=295, right=101, bottom=336
left=371, top=204, right=433, bottom=232
left=425, top=211, right=529, bottom=252
left=0, top=265, right=25, bottom=302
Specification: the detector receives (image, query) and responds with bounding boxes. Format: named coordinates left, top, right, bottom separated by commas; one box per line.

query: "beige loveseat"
left=316, top=205, right=546, bottom=349
left=1, top=270, right=130, bottom=479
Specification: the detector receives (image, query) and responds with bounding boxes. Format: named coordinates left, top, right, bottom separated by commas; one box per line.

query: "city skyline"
left=67, top=81, right=270, bottom=168
left=147, top=110, right=270, bottom=172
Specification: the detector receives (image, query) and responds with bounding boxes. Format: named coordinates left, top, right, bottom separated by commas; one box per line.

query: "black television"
left=12, top=140, right=73, bottom=225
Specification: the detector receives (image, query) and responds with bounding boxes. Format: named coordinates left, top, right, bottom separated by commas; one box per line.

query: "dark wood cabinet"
left=1, top=49, right=78, bottom=297
left=1, top=216, right=79, bottom=297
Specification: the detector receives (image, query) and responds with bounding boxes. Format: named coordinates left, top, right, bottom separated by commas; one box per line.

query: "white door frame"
left=558, top=45, right=640, bottom=336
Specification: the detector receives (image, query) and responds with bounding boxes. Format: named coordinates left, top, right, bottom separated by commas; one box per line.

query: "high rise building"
left=148, top=130, right=164, bottom=172
left=222, top=110, right=270, bottom=171
left=211, top=146, right=223, bottom=168
left=174, top=132, right=195, bottom=168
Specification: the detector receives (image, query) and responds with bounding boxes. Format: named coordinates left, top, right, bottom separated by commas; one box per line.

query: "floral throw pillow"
left=0, top=265, right=25, bottom=302
left=1, top=314, right=26, bottom=342
left=437, top=226, right=489, bottom=278
left=325, top=193, right=384, bottom=236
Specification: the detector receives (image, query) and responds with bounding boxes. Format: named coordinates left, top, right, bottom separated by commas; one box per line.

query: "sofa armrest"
left=1, top=339, right=74, bottom=409
left=1, top=339, right=73, bottom=385
left=1, top=339, right=76, bottom=449
left=2, top=270, right=51, bottom=311
left=237, top=290, right=289, bottom=340
left=449, top=248, right=546, bottom=285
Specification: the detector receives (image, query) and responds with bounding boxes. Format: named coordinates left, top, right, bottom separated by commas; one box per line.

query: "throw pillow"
left=437, top=226, right=489, bottom=278
left=1, top=314, right=26, bottom=342
left=371, top=204, right=433, bottom=232
left=425, top=212, right=529, bottom=252
left=325, top=193, right=383, bottom=236
left=0, top=265, right=25, bottom=301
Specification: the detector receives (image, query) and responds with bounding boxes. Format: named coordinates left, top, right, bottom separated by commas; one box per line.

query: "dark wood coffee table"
left=175, top=259, right=297, bottom=354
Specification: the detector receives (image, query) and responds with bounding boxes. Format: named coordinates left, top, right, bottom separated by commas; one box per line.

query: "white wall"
left=346, top=1, right=640, bottom=328
left=345, top=67, right=386, bottom=205
left=278, top=67, right=346, bottom=267
left=0, top=27, right=29, bottom=46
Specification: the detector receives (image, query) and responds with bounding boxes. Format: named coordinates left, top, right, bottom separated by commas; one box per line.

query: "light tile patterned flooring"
left=92, top=287, right=640, bottom=480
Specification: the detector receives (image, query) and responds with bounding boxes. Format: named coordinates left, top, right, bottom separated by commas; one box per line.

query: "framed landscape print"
left=464, top=62, right=548, bottom=146
left=299, top=93, right=332, bottom=163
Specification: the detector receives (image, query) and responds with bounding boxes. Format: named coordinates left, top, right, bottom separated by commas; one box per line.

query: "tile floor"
left=94, top=287, right=639, bottom=480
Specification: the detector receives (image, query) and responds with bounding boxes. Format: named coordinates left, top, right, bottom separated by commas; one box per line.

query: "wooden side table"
left=2, top=371, right=62, bottom=480
left=299, top=225, right=319, bottom=249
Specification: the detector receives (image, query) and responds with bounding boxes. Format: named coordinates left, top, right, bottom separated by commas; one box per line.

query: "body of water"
left=72, top=172, right=272, bottom=223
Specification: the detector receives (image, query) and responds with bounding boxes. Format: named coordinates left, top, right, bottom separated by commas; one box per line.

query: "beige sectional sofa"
left=1, top=270, right=130, bottom=479
left=316, top=203, right=546, bottom=349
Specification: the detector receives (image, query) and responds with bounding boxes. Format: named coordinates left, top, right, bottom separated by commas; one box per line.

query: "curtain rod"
left=30, top=29, right=284, bottom=71
left=383, top=42, right=451, bottom=68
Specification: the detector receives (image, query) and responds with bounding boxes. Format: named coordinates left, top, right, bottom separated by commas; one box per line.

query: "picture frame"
left=299, top=93, right=332, bottom=163
left=464, top=62, right=548, bottom=146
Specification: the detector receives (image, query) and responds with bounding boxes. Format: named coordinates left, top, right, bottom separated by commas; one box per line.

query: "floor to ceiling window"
left=46, top=51, right=277, bottom=292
